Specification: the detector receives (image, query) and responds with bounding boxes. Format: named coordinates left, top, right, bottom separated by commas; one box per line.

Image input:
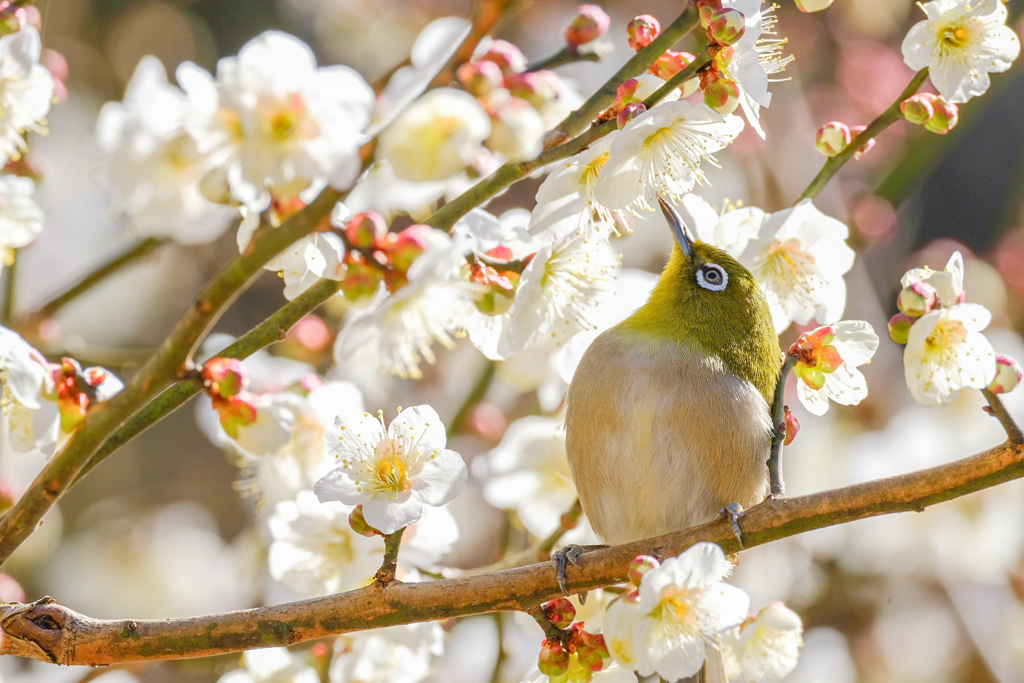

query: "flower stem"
left=28, top=239, right=163, bottom=321
left=529, top=605, right=569, bottom=645
left=375, top=529, right=405, bottom=584
left=982, top=389, right=1024, bottom=445
left=525, top=45, right=602, bottom=73
left=2, top=253, right=16, bottom=325
left=797, top=68, right=930, bottom=203
left=768, top=355, right=797, bottom=497
left=447, top=360, right=495, bottom=434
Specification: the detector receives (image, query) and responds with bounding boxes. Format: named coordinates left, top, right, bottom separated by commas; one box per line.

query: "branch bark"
left=3, top=438, right=1021, bottom=666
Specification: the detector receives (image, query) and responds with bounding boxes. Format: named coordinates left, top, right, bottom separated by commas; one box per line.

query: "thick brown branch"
left=2, top=439, right=1021, bottom=665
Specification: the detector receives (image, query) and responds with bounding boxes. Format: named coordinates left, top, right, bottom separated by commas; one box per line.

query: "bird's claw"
left=720, top=502, right=745, bottom=549
left=551, top=544, right=586, bottom=596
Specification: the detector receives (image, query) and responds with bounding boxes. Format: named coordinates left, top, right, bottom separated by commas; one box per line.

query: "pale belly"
left=564, top=328, right=773, bottom=546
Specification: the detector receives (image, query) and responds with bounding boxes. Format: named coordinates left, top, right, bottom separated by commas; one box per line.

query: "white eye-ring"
left=696, top=263, right=728, bottom=291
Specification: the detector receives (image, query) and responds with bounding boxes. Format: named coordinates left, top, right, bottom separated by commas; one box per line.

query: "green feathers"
left=619, top=241, right=781, bottom=404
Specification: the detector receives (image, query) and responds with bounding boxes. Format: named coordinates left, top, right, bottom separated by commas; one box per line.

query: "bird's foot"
left=719, top=502, right=745, bottom=549
left=551, top=544, right=606, bottom=601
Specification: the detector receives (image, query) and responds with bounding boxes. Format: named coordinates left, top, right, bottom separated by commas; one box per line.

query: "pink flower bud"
left=287, top=315, right=331, bottom=352
left=706, top=8, right=746, bottom=46
left=627, top=555, right=660, bottom=586
left=573, top=630, right=611, bottom=673
left=486, top=245, right=513, bottom=261
left=794, top=0, right=836, bottom=11
left=616, top=102, right=647, bottom=129
left=469, top=262, right=516, bottom=315
left=564, top=4, right=611, bottom=49
left=697, top=0, right=724, bottom=27
left=988, top=355, right=1023, bottom=394
left=457, top=60, right=504, bottom=97
left=214, top=392, right=259, bottom=438
left=378, top=224, right=434, bottom=272
left=0, top=4, right=26, bottom=36
left=543, top=597, right=577, bottom=629
left=340, top=253, right=383, bottom=306
left=815, top=121, right=851, bottom=157
left=504, top=70, right=559, bottom=109
left=538, top=639, right=571, bottom=677
left=202, top=357, right=250, bottom=399
left=349, top=505, right=382, bottom=537
left=649, top=48, right=696, bottom=79
left=849, top=125, right=876, bottom=159
left=897, top=280, right=939, bottom=317
left=626, top=15, right=660, bottom=50
left=783, top=407, right=800, bottom=446
left=384, top=269, right=409, bottom=293
left=701, top=69, right=741, bottom=114
left=345, top=211, right=388, bottom=249
left=925, top=97, right=959, bottom=135
left=887, top=312, right=916, bottom=345
left=479, top=39, right=527, bottom=75
left=901, top=94, right=935, bottom=125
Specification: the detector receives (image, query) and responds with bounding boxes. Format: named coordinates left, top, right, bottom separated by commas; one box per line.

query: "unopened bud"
left=486, top=245, right=513, bottom=261
left=649, top=51, right=699, bottom=97
left=469, top=262, right=516, bottom=315
left=988, top=355, right=1023, bottom=394
left=697, top=0, right=724, bottom=27
left=925, top=97, right=959, bottom=135
left=215, top=392, right=259, bottom=438
left=616, top=102, right=647, bottom=129
left=815, top=121, right=851, bottom=157
left=627, top=555, right=660, bottom=586
left=794, top=0, right=836, bottom=11
left=504, top=70, right=558, bottom=109
left=901, top=94, right=935, bottom=125
left=701, top=70, right=741, bottom=114
left=626, top=15, right=660, bottom=50
left=0, top=7, right=26, bottom=36
left=345, top=211, right=388, bottom=249
left=384, top=268, right=409, bottom=293
left=479, top=39, right=527, bottom=74
left=457, top=60, right=504, bottom=97
left=897, top=280, right=938, bottom=317
left=340, top=253, right=383, bottom=306
left=378, top=224, right=434, bottom=272
left=543, top=597, right=577, bottom=628
left=202, top=357, right=249, bottom=398
left=538, top=639, right=571, bottom=677
left=887, top=312, right=915, bottom=345
left=574, top=631, right=612, bottom=673
left=783, top=407, right=800, bottom=446
left=850, top=125, right=876, bottom=160
left=349, top=505, right=382, bottom=537
left=564, top=4, right=611, bottom=49
left=707, top=8, right=746, bottom=46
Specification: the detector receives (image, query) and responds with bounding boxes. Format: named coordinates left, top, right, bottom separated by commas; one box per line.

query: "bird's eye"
left=696, top=263, right=728, bottom=291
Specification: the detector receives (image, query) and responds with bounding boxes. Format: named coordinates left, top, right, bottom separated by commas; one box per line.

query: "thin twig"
left=798, top=69, right=930, bottom=202
left=30, top=239, right=162, bottom=321
left=3, top=437, right=1022, bottom=664
left=983, top=389, right=1024, bottom=445
left=768, top=355, right=797, bottom=497
left=525, top=45, right=602, bottom=72
left=375, top=529, right=405, bottom=584
left=2, top=254, right=15, bottom=324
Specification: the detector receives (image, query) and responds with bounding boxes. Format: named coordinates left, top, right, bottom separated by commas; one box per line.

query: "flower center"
left=580, top=151, right=610, bottom=191
left=372, top=440, right=410, bottom=492
left=940, top=23, right=970, bottom=51
left=924, top=318, right=969, bottom=363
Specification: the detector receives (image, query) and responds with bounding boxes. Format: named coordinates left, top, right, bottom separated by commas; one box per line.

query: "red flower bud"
left=815, top=121, right=851, bottom=157
left=901, top=94, right=934, bottom=125
left=706, top=8, right=746, bottom=47
left=925, top=97, right=959, bottom=135
left=340, top=253, right=383, bottom=306
left=574, top=630, right=611, bottom=673
left=345, top=212, right=388, bottom=250
left=457, top=60, right=504, bottom=97
left=479, top=39, right=527, bottom=75
left=214, top=392, right=259, bottom=438
left=378, top=224, right=435, bottom=272
left=538, top=639, right=571, bottom=677
left=564, top=4, right=611, bottom=49
left=349, top=505, right=383, bottom=537
left=700, top=69, right=741, bottom=114
left=202, top=357, right=250, bottom=399
left=626, top=15, right=660, bottom=50
left=849, top=125, right=875, bottom=160
left=627, top=555, right=660, bottom=586
left=887, top=312, right=915, bottom=345
left=543, top=597, right=577, bottom=629
left=616, top=102, right=647, bottom=129
left=783, top=407, right=800, bottom=446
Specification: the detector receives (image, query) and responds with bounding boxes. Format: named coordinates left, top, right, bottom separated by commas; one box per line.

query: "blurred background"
left=3, top=0, right=1024, bottom=681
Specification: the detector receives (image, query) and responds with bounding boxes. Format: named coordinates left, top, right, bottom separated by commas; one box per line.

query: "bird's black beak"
left=657, top=196, right=695, bottom=259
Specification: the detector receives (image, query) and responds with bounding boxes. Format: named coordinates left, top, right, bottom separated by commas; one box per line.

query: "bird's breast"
left=564, top=327, right=773, bottom=546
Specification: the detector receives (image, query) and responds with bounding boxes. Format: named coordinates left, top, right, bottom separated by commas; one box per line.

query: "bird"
left=561, top=196, right=782, bottom=681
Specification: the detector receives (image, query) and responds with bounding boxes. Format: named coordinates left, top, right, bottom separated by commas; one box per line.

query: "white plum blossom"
left=334, top=234, right=476, bottom=379
left=901, top=0, right=1020, bottom=103
left=900, top=250, right=964, bottom=305
left=0, top=174, right=44, bottom=262
left=330, top=622, right=444, bottom=683
left=682, top=193, right=765, bottom=260
left=267, top=491, right=382, bottom=597
left=0, top=327, right=58, bottom=456
left=475, top=416, right=577, bottom=538
left=377, top=87, right=491, bottom=182
left=315, top=406, right=467, bottom=534
left=218, top=647, right=319, bottom=683
left=96, top=56, right=234, bottom=244
left=604, top=543, right=749, bottom=681
left=792, top=321, right=880, bottom=416
left=594, top=101, right=744, bottom=213
left=399, top=504, right=460, bottom=569
left=718, top=0, right=793, bottom=137
left=0, top=26, right=54, bottom=164
left=177, top=31, right=374, bottom=203
left=520, top=662, right=638, bottom=683
left=528, top=133, right=622, bottom=240
left=738, top=199, right=854, bottom=333
left=722, top=603, right=804, bottom=682
left=904, top=302, right=996, bottom=406
left=485, top=91, right=546, bottom=162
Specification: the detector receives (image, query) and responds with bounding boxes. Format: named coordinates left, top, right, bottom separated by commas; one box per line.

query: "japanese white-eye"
left=563, top=197, right=781, bottom=680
